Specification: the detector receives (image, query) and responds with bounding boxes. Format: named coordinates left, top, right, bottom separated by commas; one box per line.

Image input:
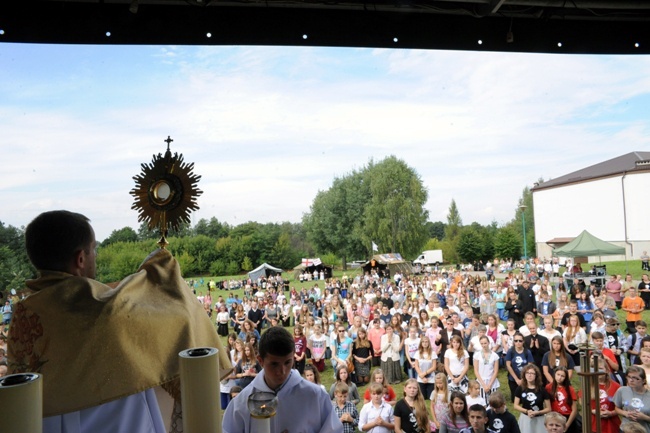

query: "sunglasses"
left=514, top=339, right=524, bottom=343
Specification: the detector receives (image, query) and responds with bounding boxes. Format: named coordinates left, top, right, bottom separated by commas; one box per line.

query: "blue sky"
left=1, top=43, right=650, bottom=241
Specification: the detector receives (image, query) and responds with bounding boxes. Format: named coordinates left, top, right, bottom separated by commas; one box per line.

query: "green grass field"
left=198, top=259, right=650, bottom=418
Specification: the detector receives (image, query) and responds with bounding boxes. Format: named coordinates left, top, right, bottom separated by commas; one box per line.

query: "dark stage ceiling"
left=1, top=0, right=649, bottom=54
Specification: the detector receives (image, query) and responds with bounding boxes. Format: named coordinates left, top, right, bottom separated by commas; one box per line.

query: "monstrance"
left=130, top=136, right=202, bottom=248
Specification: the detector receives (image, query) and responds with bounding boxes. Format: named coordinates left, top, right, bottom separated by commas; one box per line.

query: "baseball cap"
left=606, top=317, right=620, bottom=325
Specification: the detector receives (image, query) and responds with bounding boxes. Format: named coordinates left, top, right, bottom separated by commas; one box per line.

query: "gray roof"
left=532, top=151, right=650, bottom=191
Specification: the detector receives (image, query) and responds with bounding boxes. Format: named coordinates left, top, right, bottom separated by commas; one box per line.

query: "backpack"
left=629, top=332, right=642, bottom=364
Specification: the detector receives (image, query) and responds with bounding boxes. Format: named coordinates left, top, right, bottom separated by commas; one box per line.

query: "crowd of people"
left=3, top=209, right=650, bottom=433
left=206, top=265, right=650, bottom=433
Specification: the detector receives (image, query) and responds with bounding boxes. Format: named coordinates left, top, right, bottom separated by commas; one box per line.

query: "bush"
left=227, top=261, right=240, bottom=276
left=210, top=260, right=228, bottom=276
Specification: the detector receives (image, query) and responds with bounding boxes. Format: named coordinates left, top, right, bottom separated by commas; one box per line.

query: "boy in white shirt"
left=359, top=383, right=395, bottom=433
left=468, top=325, right=496, bottom=353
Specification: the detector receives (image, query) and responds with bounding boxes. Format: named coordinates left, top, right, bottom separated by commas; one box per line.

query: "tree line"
left=432, top=184, right=537, bottom=266
left=97, top=219, right=312, bottom=282
left=0, top=156, right=540, bottom=293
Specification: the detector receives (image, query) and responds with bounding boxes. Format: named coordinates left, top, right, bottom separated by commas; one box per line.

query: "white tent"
left=248, top=263, right=284, bottom=282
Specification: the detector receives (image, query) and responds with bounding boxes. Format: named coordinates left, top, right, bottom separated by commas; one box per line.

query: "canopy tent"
left=248, top=263, right=284, bottom=282
left=551, top=230, right=625, bottom=257
left=362, top=253, right=412, bottom=277
left=292, top=258, right=333, bottom=280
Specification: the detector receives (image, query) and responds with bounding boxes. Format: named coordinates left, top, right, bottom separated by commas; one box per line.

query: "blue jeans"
left=406, top=365, right=417, bottom=379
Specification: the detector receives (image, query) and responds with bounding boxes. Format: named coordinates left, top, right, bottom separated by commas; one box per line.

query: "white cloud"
left=1, top=44, right=649, bottom=241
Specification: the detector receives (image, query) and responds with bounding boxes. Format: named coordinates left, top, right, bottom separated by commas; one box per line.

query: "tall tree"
left=363, top=156, right=429, bottom=258
left=456, top=226, right=484, bottom=264
left=304, top=156, right=428, bottom=267
left=494, top=226, right=522, bottom=260
left=444, top=199, right=463, bottom=240
left=477, top=221, right=498, bottom=263
left=303, top=169, right=369, bottom=269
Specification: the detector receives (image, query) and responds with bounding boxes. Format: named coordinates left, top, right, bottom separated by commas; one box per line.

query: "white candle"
left=179, top=347, right=221, bottom=433
left=248, top=391, right=278, bottom=433
left=253, top=416, right=271, bottom=433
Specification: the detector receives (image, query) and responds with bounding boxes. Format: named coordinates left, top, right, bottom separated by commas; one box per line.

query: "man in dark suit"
left=523, top=322, right=550, bottom=371
left=518, top=279, right=537, bottom=315
left=436, top=316, right=463, bottom=362
left=247, top=299, right=265, bottom=332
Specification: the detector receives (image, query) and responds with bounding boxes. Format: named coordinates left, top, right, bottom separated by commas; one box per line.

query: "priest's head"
left=25, top=210, right=97, bottom=279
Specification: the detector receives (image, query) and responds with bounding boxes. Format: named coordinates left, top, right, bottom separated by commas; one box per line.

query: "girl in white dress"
left=472, top=335, right=500, bottom=402
left=444, top=335, right=469, bottom=393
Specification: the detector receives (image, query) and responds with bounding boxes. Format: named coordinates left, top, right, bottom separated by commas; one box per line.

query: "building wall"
left=533, top=172, right=650, bottom=260
left=622, top=173, right=650, bottom=242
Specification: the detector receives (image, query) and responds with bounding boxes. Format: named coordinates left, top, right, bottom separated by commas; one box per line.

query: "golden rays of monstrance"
left=130, top=136, right=202, bottom=248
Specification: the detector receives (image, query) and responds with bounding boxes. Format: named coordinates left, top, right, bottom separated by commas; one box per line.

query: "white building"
left=531, top=151, right=650, bottom=261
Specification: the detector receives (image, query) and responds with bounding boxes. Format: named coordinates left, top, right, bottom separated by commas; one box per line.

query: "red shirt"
left=364, top=385, right=396, bottom=403
left=545, top=383, right=577, bottom=416
left=590, top=381, right=621, bottom=433
left=601, top=347, right=619, bottom=371
left=294, top=335, right=307, bottom=357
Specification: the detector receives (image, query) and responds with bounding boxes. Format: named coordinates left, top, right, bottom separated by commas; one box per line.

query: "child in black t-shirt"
left=486, top=391, right=520, bottom=433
